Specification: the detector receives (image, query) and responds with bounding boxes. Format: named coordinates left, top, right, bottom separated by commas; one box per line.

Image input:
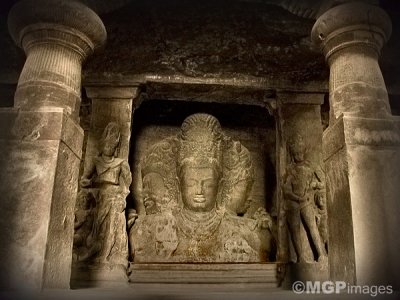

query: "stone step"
left=129, top=263, right=280, bottom=285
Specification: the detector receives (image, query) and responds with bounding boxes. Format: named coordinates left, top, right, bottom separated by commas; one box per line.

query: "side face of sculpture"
left=283, top=134, right=328, bottom=263
left=142, top=172, right=166, bottom=214
left=74, top=122, right=132, bottom=271
left=129, top=113, right=275, bottom=263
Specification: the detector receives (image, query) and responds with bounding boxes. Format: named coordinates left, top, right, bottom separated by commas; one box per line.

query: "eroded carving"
left=73, top=190, right=95, bottom=261
left=283, top=134, right=328, bottom=263
left=130, top=113, right=274, bottom=263
left=77, top=122, right=132, bottom=273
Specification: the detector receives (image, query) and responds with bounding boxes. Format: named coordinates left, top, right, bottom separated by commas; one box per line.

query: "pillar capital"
left=311, top=2, right=391, bottom=62
left=8, top=0, right=106, bottom=58
left=311, top=2, right=392, bottom=119
left=8, top=0, right=106, bottom=118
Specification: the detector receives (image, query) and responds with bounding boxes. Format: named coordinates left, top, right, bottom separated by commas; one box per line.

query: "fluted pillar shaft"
left=312, top=2, right=400, bottom=288
left=0, top=0, right=106, bottom=290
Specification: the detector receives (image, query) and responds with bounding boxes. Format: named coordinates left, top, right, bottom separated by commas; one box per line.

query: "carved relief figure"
left=130, top=138, right=180, bottom=262
left=130, top=113, right=274, bottom=263
left=283, top=134, right=327, bottom=263
left=79, top=122, right=132, bottom=268
left=218, top=138, right=275, bottom=259
left=73, top=190, right=95, bottom=260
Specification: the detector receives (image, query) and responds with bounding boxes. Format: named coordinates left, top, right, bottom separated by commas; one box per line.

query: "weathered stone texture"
left=0, top=0, right=105, bottom=290
left=132, top=123, right=275, bottom=215
left=0, top=109, right=83, bottom=289
left=0, top=139, right=58, bottom=289
left=84, top=0, right=327, bottom=83
left=324, top=145, right=355, bottom=284
left=84, top=87, right=139, bottom=162
left=323, top=115, right=400, bottom=287
left=276, top=94, right=326, bottom=266
left=312, top=2, right=392, bottom=120
left=7, top=0, right=107, bottom=118
left=43, top=142, right=81, bottom=288
left=129, top=113, right=275, bottom=264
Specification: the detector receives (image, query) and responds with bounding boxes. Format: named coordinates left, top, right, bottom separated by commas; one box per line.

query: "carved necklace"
left=177, top=208, right=223, bottom=241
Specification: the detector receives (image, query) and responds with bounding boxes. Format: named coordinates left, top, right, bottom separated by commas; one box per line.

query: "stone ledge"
left=85, top=86, right=139, bottom=99
left=278, top=92, right=324, bottom=105
left=128, top=263, right=279, bottom=285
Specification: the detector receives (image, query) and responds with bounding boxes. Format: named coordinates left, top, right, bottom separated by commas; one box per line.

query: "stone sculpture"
left=130, top=113, right=274, bottom=263
left=73, top=190, right=95, bottom=260
left=78, top=122, right=132, bottom=271
left=283, top=134, right=327, bottom=263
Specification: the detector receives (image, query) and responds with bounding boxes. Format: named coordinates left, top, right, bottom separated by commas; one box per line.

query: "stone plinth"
left=323, top=115, right=400, bottom=287
left=129, top=263, right=279, bottom=286
left=0, top=0, right=106, bottom=290
left=0, top=108, right=83, bottom=289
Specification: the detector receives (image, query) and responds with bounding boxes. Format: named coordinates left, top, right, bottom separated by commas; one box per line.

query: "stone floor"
left=1, top=284, right=398, bottom=300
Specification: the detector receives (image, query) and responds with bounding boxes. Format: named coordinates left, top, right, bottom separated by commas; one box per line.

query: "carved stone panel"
left=129, top=113, right=275, bottom=263
left=72, top=122, right=132, bottom=282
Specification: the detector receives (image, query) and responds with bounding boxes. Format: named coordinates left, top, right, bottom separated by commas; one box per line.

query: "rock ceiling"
left=0, top=0, right=399, bottom=95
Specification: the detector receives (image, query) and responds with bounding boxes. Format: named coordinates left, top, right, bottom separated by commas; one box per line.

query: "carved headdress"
left=288, top=134, right=306, bottom=155
left=224, top=140, right=254, bottom=185
left=178, top=113, right=223, bottom=175
left=140, top=137, right=180, bottom=209
left=142, top=138, right=178, bottom=179
left=100, top=122, right=121, bottom=155
left=218, top=140, right=254, bottom=210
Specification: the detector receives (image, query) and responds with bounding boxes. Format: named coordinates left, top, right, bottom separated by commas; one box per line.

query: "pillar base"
left=323, top=114, right=400, bottom=288
left=282, top=262, right=329, bottom=289
left=0, top=107, right=83, bottom=290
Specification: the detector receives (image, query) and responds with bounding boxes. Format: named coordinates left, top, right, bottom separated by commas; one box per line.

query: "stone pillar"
left=0, top=0, right=106, bottom=290
left=70, top=86, right=140, bottom=285
left=312, top=2, right=400, bottom=287
left=275, top=93, right=328, bottom=285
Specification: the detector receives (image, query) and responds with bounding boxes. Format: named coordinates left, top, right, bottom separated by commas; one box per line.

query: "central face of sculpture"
left=102, top=140, right=118, bottom=156
left=180, top=165, right=220, bottom=212
left=292, top=148, right=304, bottom=163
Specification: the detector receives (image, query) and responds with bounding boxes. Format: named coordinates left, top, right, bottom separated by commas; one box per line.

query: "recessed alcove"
left=129, top=99, right=277, bottom=216
left=122, top=98, right=281, bottom=285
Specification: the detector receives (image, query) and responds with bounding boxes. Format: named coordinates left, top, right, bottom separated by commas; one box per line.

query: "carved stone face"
left=102, top=139, right=119, bottom=157
left=228, top=179, right=251, bottom=215
left=180, top=166, right=220, bottom=212
left=142, top=172, right=166, bottom=214
left=291, top=146, right=305, bottom=163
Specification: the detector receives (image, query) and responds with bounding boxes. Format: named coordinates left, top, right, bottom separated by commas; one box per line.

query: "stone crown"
left=311, top=2, right=392, bottom=48
left=8, top=0, right=107, bottom=51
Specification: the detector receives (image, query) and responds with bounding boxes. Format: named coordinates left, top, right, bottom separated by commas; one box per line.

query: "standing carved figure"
left=283, top=135, right=327, bottom=263
left=80, top=122, right=132, bottom=268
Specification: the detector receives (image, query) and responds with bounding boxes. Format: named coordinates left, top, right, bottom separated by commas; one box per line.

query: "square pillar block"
left=85, top=86, right=139, bottom=161
left=0, top=108, right=83, bottom=290
left=323, top=115, right=400, bottom=288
